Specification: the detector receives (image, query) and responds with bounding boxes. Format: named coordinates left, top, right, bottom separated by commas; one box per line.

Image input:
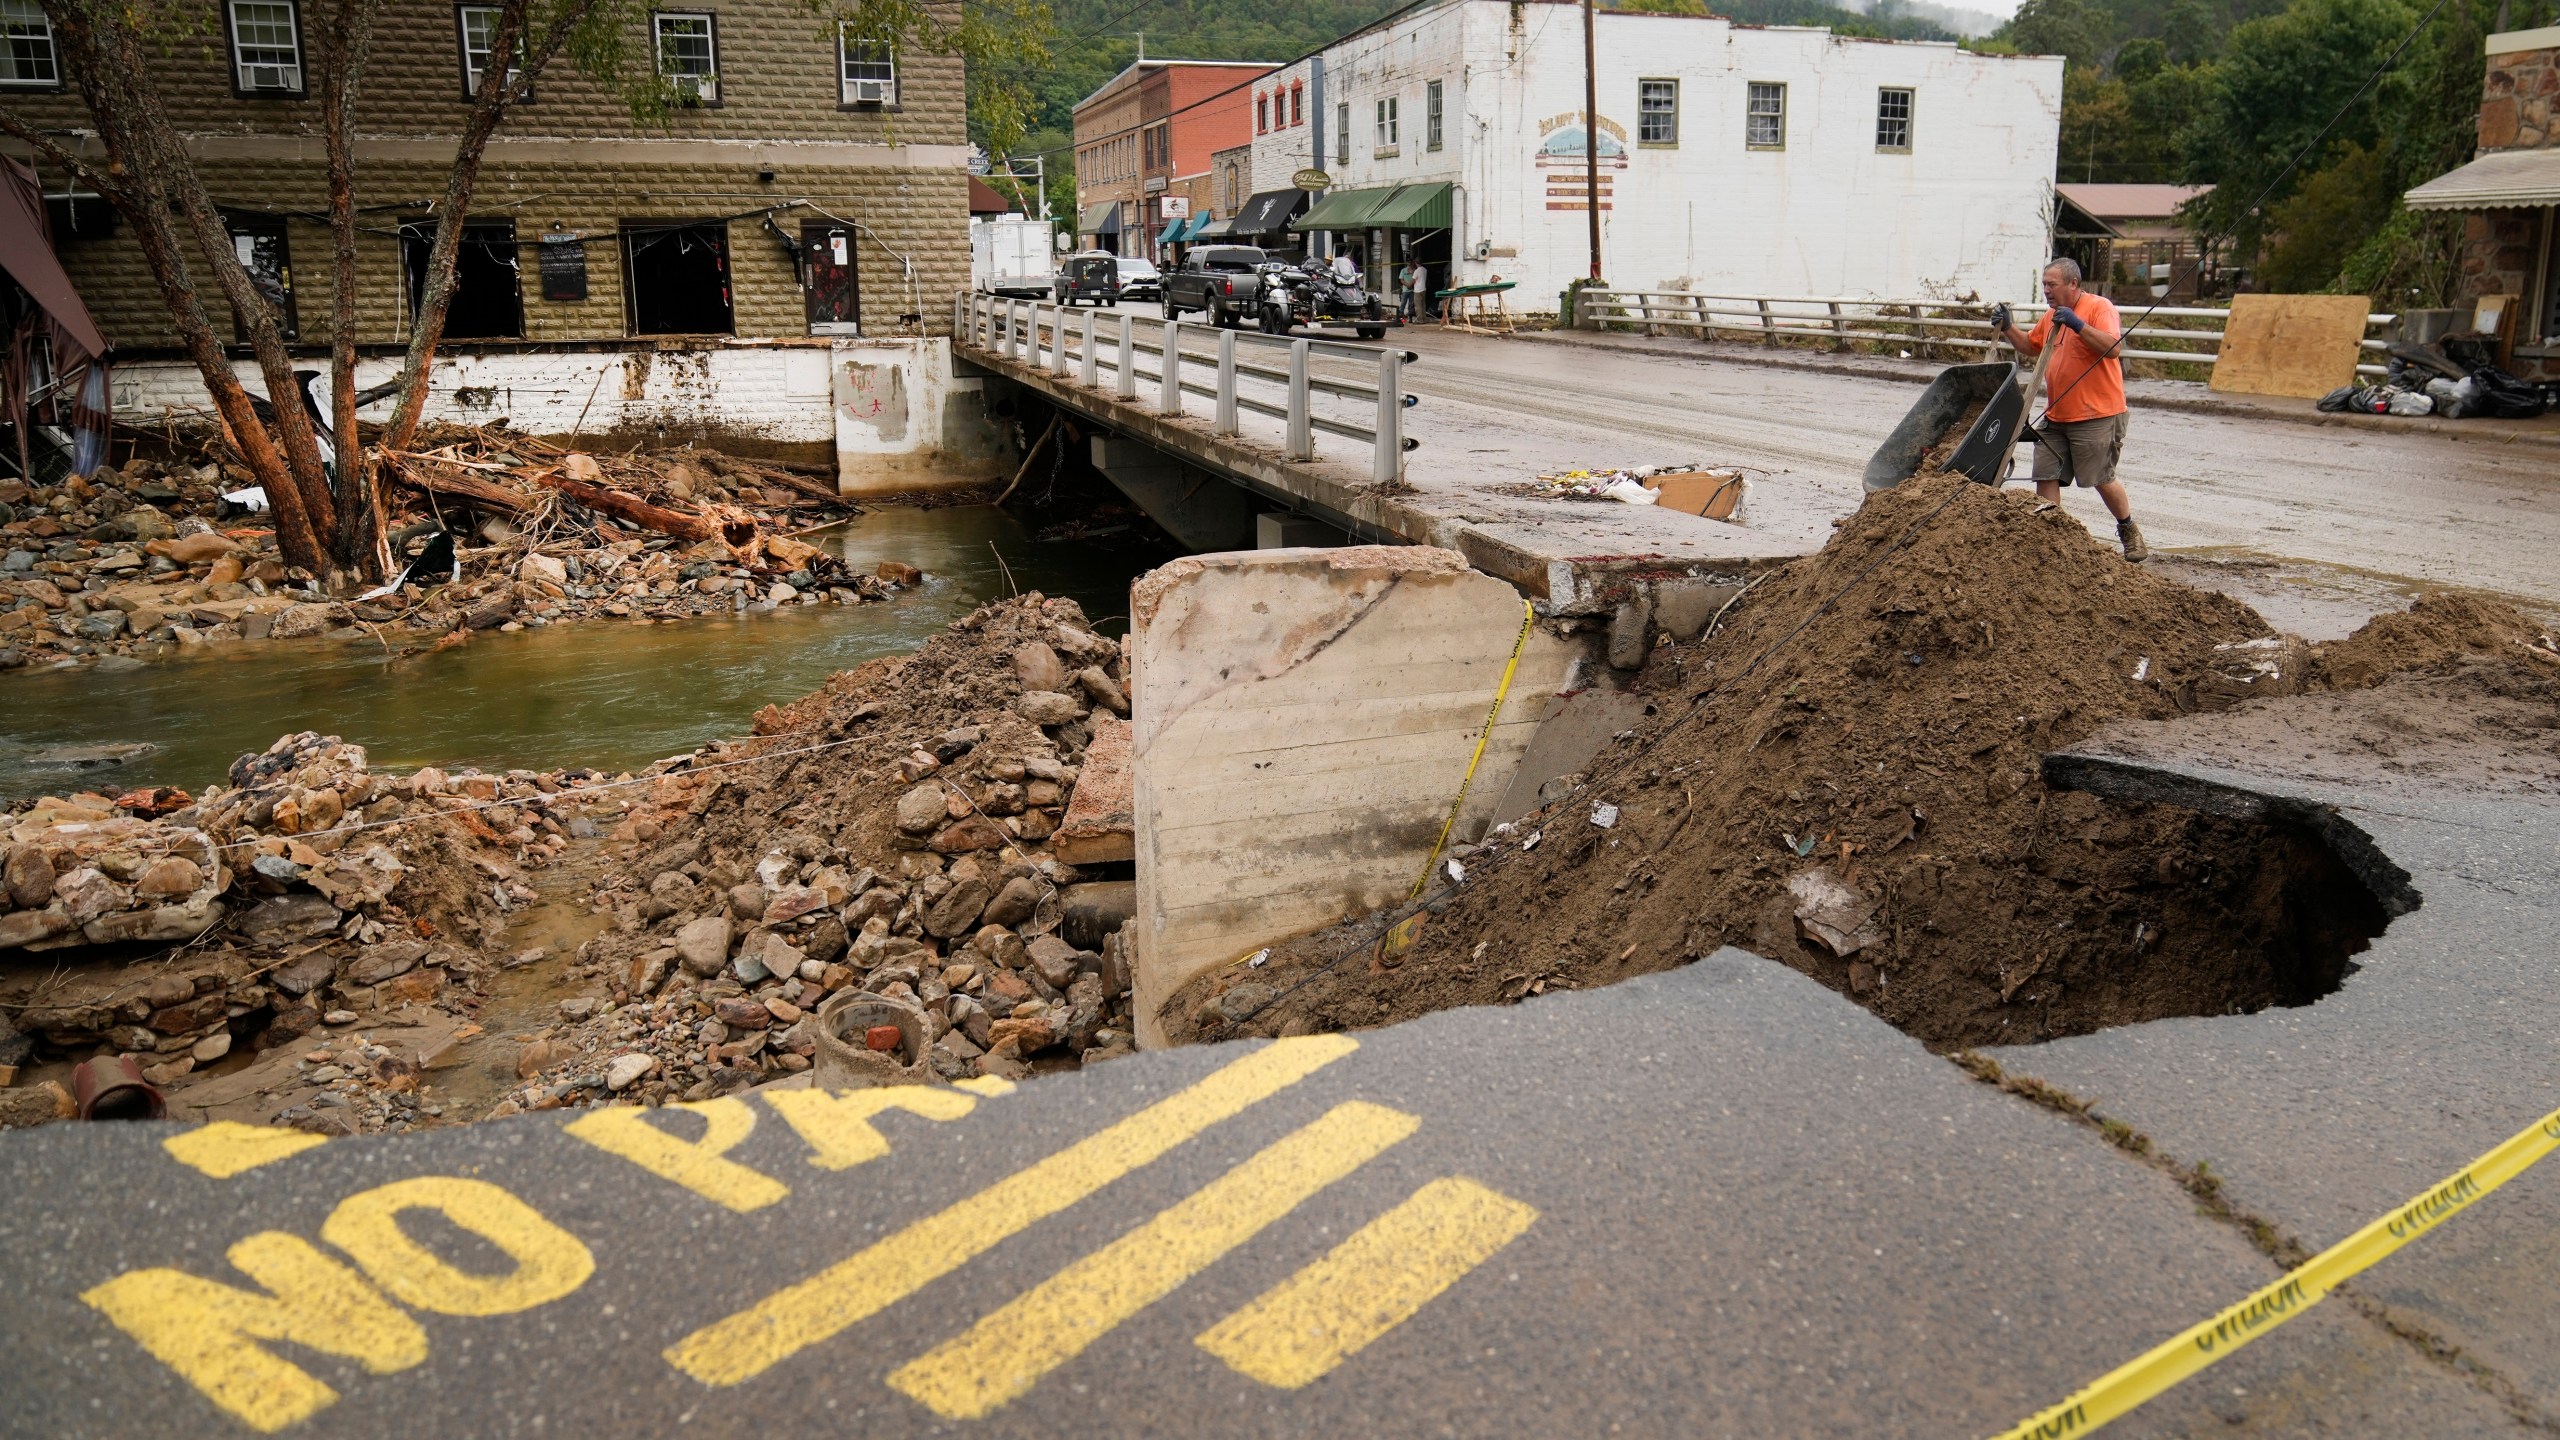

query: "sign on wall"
left=1161, top=195, right=1191, bottom=218
left=539, top=234, right=589, bottom=302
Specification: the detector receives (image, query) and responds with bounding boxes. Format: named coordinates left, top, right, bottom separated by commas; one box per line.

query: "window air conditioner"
left=847, top=78, right=891, bottom=105
left=244, top=64, right=298, bottom=90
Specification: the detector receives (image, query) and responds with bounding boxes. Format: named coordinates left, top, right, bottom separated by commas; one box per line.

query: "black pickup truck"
left=1161, top=246, right=1271, bottom=327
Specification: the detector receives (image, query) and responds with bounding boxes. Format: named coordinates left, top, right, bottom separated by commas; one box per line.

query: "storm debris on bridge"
left=1163, top=472, right=2560, bottom=1052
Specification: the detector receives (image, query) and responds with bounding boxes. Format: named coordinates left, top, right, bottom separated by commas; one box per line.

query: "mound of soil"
left=1167, top=473, right=2427, bottom=1050
left=2309, top=591, right=2556, bottom=691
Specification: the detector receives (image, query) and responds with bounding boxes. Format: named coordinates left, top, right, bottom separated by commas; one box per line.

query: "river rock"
left=191, top=1031, right=233, bottom=1064
left=5, top=846, right=55, bottom=908
left=151, top=531, right=238, bottom=564
left=268, top=602, right=340, bottom=640
left=605, top=1053, right=657, bottom=1091
left=928, top=816, right=1010, bottom=854
left=345, top=939, right=427, bottom=985
left=76, top=610, right=128, bottom=642
left=238, top=894, right=342, bottom=943
left=1026, top=935, right=1086, bottom=991
left=981, top=875, right=1041, bottom=929
left=271, top=950, right=336, bottom=997
left=895, top=784, right=946, bottom=834
left=1076, top=666, right=1130, bottom=716
left=675, top=915, right=733, bottom=976
left=518, top=552, right=568, bottom=586
left=1016, top=690, right=1086, bottom=726
left=1218, top=982, right=1276, bottom=1023
left=132, top=855, right=204, bottom=898
left=1014, top=642, right=1068, bottom=693
left=923, top=878, right=993, bottom=938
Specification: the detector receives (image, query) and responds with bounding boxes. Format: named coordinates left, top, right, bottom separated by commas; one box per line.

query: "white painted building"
left=1259, top=0, right=2062, bottom=310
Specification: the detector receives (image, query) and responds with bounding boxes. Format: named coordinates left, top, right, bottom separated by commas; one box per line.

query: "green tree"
left=2185, top=0, right=2418, bottom=257
left=2008, top=0, right=2107, bottom=64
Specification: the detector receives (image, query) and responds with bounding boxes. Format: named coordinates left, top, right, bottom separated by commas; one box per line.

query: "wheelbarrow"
left=1863, top=361, right=2029, bottom=492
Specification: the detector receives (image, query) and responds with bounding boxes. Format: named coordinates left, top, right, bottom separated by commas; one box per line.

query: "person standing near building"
left=1993, top=257, right=2148, bottom=562
left=1401, top=257, right=1429, bottom=322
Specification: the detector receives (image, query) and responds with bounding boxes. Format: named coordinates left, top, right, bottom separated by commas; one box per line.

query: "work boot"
left=2117, top=517, right=2150, bottom=563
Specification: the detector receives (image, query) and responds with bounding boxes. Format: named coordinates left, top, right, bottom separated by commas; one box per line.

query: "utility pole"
left=1583, top=0, right=1602, bottom=280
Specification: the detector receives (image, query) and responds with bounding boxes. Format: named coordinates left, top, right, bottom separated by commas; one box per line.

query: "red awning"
left=0, top=157, right=105, bottom=367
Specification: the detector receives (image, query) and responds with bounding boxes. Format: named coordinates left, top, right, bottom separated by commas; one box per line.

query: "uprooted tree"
left=0, top=0, right=1048, bottom=585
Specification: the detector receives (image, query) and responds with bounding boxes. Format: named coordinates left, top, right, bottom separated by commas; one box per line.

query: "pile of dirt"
left=1166, top=473, right=2455, bottom=1050
left=518, top=593, right=1141, bottom=1111
left=2309, top=591, right=2557, bottom=690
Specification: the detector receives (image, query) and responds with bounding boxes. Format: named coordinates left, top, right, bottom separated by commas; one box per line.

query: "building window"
left=1746, top=81, right=1785, bottom=149
left=0, top=2, right=57, bottom=88
left=1257, top=95, right=1269, bottom=134
left=224, top=212, right=296, bottom=340
left=457, top=6, right=526, bottom=100
left=403, top=219, right=522, bottom=339
left=622, top=220, right=733, bottom=335
left=1290, top=82, right=1303, bottom=125
left=1638, top=78, right=1677, bottom=146
left=1426, top=79, right=1443, bottom=151
left=653, top=12, right=717, bottom=105
left=1876, top=86, right=1913, bottom=151
left=227, top=1, right=304, bottom=95
left=1375, top=96, right=1398, bottom=149
left=1336, top=102, right=1349, bottom=164
left=839, top=27, right=895, bottom=106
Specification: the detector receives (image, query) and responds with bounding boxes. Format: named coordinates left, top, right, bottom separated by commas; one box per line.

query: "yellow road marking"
left=564, top=1097, right=790, bottom=1212
left=163, top=1123, right=329, bottom=1179
left=763, top=1086, right=979, bottom=1170
left=81, top=1233, right=426, bottom=1434
left=320, top=1177, right=595, bottom=1317
left=952, top=1075, right=1017, bottom=1097
left=889, top=1101, right=1418, bottom=1418
left=1198, top=1176, right=1538, bottom=1388
left=665, top=1034, right=1359, bottom=1387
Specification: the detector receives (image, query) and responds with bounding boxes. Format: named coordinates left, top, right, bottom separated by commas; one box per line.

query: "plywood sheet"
left=2210, top=293, right=2373, bottom=399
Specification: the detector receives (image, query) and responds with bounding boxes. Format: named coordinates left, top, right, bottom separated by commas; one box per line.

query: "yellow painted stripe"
left=163, top=1122, right=328, bottom=1179
left=665, top=1034, right=1358, bottom=1387
left=1198, top=1176, right=1538, bottom=1389
left=889, top=1101, right=1418, bottom=1419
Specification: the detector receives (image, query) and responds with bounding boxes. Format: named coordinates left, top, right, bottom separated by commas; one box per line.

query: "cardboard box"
left=1643, top=469, right=1745, bottom=521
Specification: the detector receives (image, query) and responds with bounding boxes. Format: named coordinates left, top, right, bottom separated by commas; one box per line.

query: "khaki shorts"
left=2029, top=412, right=2128, bottom=489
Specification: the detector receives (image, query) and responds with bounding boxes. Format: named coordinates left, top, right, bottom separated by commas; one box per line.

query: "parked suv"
left=1162, top=247, right=1271, bottom=327
left=1114, top=256, right=1163, bottom=303
left=1054, top=253, right=1121, bottom=307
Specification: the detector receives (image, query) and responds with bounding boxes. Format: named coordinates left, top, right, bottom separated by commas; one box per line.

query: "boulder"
left=1015, top=690, right=1087, bottom=726
left=1013, top=642, right=1068, bottom=693
left=345, top=939, right=428, bottom=986
left=267, top=602, right=341, bottom=640
left=237, top=894, right=343, bottom=943
left=518, top=552, right=569, bottom=586
left=895, top=784, right=946, bottom=834
left=674, top=915, right=733, bottom=976
left=928, top=816, right=1011, bottom=853
left=981, top=875, right=1041, bottom=929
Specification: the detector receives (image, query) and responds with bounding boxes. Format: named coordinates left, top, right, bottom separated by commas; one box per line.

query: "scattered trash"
left=1788, top=867, right=1885, bottom=959
left=1521, top=829, right=1543, bottom=851
left=2131, top=656, right=2150, bottom=682
left=1589, top=802, right=1619, bottom=829
left=1246, top=947, right=1271, bottom=969
left=1445, top=858, right=1465, bottom=885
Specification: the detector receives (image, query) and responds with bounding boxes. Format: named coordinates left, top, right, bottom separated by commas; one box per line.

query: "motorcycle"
left=1256, top=262, right=1388, bottom=340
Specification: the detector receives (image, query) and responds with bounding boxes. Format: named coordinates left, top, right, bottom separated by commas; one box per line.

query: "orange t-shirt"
left=2027, top=293, right=2126, bottom=422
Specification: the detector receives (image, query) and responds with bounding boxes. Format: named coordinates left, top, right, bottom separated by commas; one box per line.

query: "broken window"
left=1638, top=79, right=1677, bottom=146
left=654, top=11, right=717, bottom=105
left=0, top=2, right=58, bottom=88
left=802, top=220, right=859, bottom=334
left=228, top=0, right=304, bottom=95
left=1876, top=86, right=1913, bottom=152
left=1747, top=82, right=1785, bottom=149
left=839, top=26, right=894, bottom=106
left=403, top=220, right=523, bottom=340
left=223, top=212, right=295, bottom=340
left=621, top=221, right=733, bottom=335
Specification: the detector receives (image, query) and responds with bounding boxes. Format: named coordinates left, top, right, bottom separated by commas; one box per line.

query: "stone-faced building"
left=0, top=0, right=996, bottom=490
left=2407, top=23, right=2560, bottom=380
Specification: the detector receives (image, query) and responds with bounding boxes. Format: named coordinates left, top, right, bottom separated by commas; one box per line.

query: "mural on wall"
left=1536, top=113, right=1627, bottom=212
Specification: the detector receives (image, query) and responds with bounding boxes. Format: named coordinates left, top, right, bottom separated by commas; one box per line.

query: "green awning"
left=1156, top=219, right=1183, bottom=245
left=1078, top=201, right=1122, bottom=234
left=1292, top=181, right=1452, bottom=232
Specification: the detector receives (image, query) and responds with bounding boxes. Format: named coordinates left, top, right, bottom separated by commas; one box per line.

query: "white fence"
left=1573, top=289, right=2397, bottom=378
left=953, top=294, right=1417, bottom=484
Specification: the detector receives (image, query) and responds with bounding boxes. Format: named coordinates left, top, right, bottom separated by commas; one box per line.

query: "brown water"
left=0, top=506, right=1149, bottom=799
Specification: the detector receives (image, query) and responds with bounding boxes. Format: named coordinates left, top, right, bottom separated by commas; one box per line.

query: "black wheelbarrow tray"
left=1863, top=361, right=2026, bottom=492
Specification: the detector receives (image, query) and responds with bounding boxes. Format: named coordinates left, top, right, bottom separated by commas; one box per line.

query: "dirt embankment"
left=1165, top=474, right=2558, bottom=1051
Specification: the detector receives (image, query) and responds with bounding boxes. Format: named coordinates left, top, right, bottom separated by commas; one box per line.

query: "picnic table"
left=1435, top=279, right=1518, bottom=335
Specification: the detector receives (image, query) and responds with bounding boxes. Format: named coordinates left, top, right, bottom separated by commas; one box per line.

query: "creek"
left=0, top=505, right=1153, bottom=799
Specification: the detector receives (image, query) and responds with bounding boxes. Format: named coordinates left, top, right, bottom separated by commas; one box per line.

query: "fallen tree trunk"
left=377, top=452, right=530, bottom=513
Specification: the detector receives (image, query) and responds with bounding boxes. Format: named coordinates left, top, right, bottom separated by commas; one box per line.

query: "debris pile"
left=1165, top=472, right=2509, bottom=1050
left=0, top=431, right=910, bottom=670
left=484, top=593, right=1141, bottom=1113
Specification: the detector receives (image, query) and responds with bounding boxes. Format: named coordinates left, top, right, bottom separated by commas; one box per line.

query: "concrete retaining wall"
left=1128, top=545, right=1593, bottom=1045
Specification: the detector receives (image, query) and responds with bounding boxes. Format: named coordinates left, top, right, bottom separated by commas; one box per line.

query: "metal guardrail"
left=1573, top=289, right=2399, bottom=378
left=953, top=293, right=1418, bottom=485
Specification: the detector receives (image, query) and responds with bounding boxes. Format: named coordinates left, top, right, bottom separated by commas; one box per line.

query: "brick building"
left=2407, top=24, right=2560, bottom=380
left=0, top=0, right=995, bottom=489
left=1071, top=59, right=1271, bottom=259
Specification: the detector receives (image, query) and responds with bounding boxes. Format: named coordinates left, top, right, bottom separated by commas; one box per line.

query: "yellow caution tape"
left=1991, top=1100, right=2560, bottom=1439
left=1378, top=598, right=1537, bottom=959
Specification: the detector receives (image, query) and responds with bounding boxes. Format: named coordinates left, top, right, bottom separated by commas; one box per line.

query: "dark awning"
left=1078, top=201, right=1123, bottom=235
left=1231, top=188, right=1311, bottom=236
left=1296, top=181, right=1453, bottom=232
left=0, top=159, right=104, bottom=367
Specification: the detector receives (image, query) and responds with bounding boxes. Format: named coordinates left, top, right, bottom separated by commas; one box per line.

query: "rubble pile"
left=491, top=593, right=1141, bottom=1112
left=0, top=730, right=635, bottom=1108
left=1166, top=474, right=2544, bottom=1051
left=0, top=430, right=908, bottom=670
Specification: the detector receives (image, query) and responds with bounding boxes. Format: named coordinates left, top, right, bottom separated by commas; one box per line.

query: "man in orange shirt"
left=1992, top=257, right=2148, bottom=562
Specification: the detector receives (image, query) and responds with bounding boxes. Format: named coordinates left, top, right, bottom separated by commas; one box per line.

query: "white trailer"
left=972, top=216, right=1057, bottom=298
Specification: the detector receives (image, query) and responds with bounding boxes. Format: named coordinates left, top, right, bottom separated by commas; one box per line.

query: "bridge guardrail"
left=1572, top=288, right=2397, bottom=378
left=954, top=293, right=1418, bottom=485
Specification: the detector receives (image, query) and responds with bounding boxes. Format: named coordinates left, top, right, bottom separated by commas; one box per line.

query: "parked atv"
left=1257, top=262, right=1388, bottom=341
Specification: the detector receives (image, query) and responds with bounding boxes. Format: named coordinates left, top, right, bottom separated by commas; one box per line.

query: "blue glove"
left=2053, top=305, right=2086, bottom=333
